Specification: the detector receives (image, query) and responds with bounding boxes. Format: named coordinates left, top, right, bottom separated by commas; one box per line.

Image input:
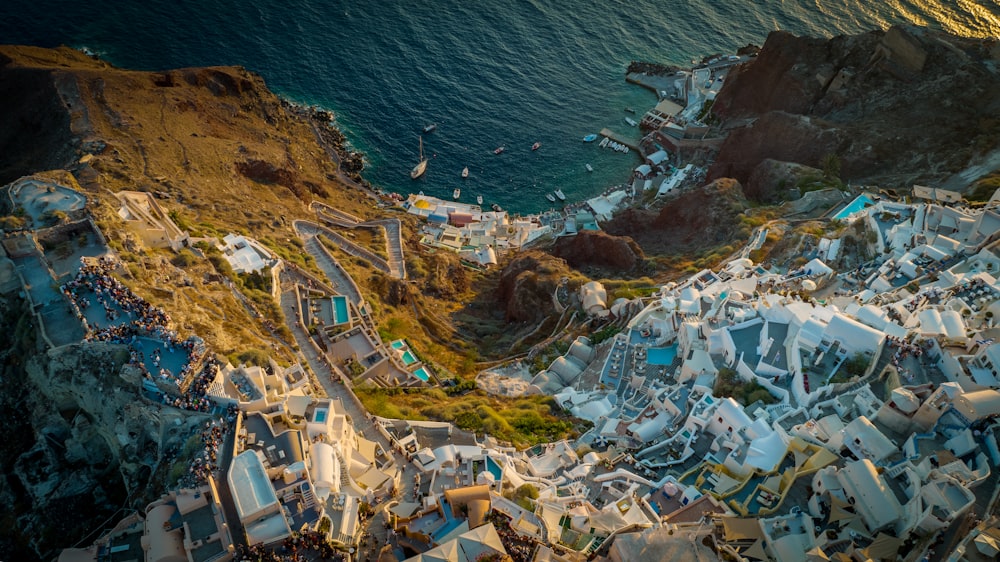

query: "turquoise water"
left=332, top=296, right=349, bottom=325
left=486, top=457, right=502, bottom=481
left=833, top=194, right=875, bottom=220
left=401, top=351, right=417, bottom=366
left=2, top=1, right=996, bottom=214
left=413, top=367, right=431, bottom=382
left=391, top=340, right=405, bottom=350
left=314, top=409, right=327, bottom=423
left=647, top=345, right=678, bottom=366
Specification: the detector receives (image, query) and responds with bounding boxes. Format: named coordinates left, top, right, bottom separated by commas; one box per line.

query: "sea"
left=3, top=0, right=999, bottom=213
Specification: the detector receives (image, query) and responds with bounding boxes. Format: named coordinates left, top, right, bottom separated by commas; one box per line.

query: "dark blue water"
left=3, top=0, right=998, bottom=213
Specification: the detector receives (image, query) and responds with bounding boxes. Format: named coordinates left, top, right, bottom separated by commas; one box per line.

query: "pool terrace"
left=832, top=194, right=874, bottom=221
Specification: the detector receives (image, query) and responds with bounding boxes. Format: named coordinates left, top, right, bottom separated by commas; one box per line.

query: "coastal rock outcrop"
left=4, top=339, right=212, bottom=559
left=605, top=178, right=749, bottom=257
left=709, top=25, right=1000, bottom=191
left=497, top=251, right=573, bottom=323
left=551, top=230, right=645, bottom=273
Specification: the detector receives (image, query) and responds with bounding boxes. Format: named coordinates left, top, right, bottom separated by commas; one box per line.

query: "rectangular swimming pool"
left=413, top=367, right=430, bottom=382
left=647, top=345, right=678, bottom=366
left=391, top=340, right=405, bottom=350
left=401, top=351, right=417, bottom=365
left=486, top=456, right=502, bottom=481
left=332, top=295, right=350, bottom=325
left=832, top=194, right=874, bottom=220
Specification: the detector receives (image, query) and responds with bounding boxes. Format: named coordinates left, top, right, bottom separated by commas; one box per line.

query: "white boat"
left=410, top=137, right=428, bottom=179
left=453, top=188, right=461, bottom=200
left=554, top=189, right=566, bottom=201
left=477, top=195, right=483, bottom=205
left=625, top=117, right=638, bottom=127
left=532, top=141, right=541, bottom=151
left=423, top=123, right=437, bottom=134
left=462, top=166, right=469, bottom=178
left=546, top=193, right=556, bottom=203
left=586, top=164, right=593, bottom=172
left=599, top=137, right=609, bottom=148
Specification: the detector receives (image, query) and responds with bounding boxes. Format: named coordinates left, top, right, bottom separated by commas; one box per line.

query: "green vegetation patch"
left=713, top=367, right=777, bottom=406
left=354, top=387, right=579, bottom=447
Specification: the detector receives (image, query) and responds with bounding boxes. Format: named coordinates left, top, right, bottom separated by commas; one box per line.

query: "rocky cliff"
left=605, top=177, right=750, bottom=257
left=0, top=45, right=376, bottom=559
left=709, top=25, right=1000, bottom=196
left=551, top=230, right=646, bottom=273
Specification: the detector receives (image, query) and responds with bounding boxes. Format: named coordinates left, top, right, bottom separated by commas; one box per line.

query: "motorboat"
left=462, top=166, right=469, bottom=178
left=585, top=164, right=593, bottom=172
left=625, top=117, right=638, bottom=127
left=546, top=193, right=556, bottom=203
left=410, top=137, right=428, bottom=179
left=599, top=137, right=609, bottom=148
left=453, top=188, right=461, bottom=200
left=583, top=134, right=598, bottom=142
left=532, top=142, right=541, bottom=151
left=477, top=195, right=483, bottom=205
left=494, top=146, right=505, bottom=154
left=491, top=203, right=503, bottom=212
left=422, top=123, right=437, bottom=134
left=624, top=106, right=636, bottom=114
left=554, top=189, right=566, bottom=201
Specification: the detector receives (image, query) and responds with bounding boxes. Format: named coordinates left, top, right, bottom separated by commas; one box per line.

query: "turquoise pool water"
left=486, top=457, right=502, bottom=481
left=314, top=408, right=328, bottom=423
left=833, top=194, right=874, bottom=220
left=332, top=295, right=349, bottom=325
left=647, top=345, right=678, bottom=366
left=391, top=340, right=405, bottom=350
left=401, top=351, right=417, bottom=365
left=413, top=367, right=430, bottom=382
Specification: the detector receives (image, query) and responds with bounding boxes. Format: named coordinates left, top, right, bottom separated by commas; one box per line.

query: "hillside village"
left=4, top=26, right=1000, bottom=562
left=10, top=158, right=1000, bottom=562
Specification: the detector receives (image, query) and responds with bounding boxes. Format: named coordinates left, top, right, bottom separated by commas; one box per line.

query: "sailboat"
left=410, top=137, right=428, bottom=179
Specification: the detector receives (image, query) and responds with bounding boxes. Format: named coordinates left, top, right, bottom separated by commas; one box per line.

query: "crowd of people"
left=486, top=510, right=536, bottom=562
left=234, top=531, right=344, bottom=561
left=63, top=256, right=171, bottom=333
left=888, top=336, right=929, bottom=383
left=179, top=407, right=239, bottom=488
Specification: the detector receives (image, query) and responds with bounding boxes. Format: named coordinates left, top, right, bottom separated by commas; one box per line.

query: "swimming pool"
left=313, top=408, right=328, bottom=423
left=401, top=351, right=417, bottom=365
left=647, top=345, right=678, bottom=366
left=413, top=367, right=430, bottom=382
left=486, top=456, right=502, bottom=481
left=391, top=339, right=405, bottom=350
left=832, top=194, right=874, bottom=220
left=332, top=295, right=350, bottom=325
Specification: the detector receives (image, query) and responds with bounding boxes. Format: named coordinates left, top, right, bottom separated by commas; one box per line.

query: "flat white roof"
left=229, top=450, right=279, bottom=521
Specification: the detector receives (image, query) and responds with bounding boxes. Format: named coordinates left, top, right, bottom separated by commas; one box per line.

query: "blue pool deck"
left=832, top=194, right=874, bottom=220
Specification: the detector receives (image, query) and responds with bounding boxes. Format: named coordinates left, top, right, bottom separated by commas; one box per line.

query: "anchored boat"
left=410, top=137, right=428, bottom=179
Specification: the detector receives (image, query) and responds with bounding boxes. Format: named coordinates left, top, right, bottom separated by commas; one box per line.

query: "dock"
left=599, top=128, right=645, bottom=159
